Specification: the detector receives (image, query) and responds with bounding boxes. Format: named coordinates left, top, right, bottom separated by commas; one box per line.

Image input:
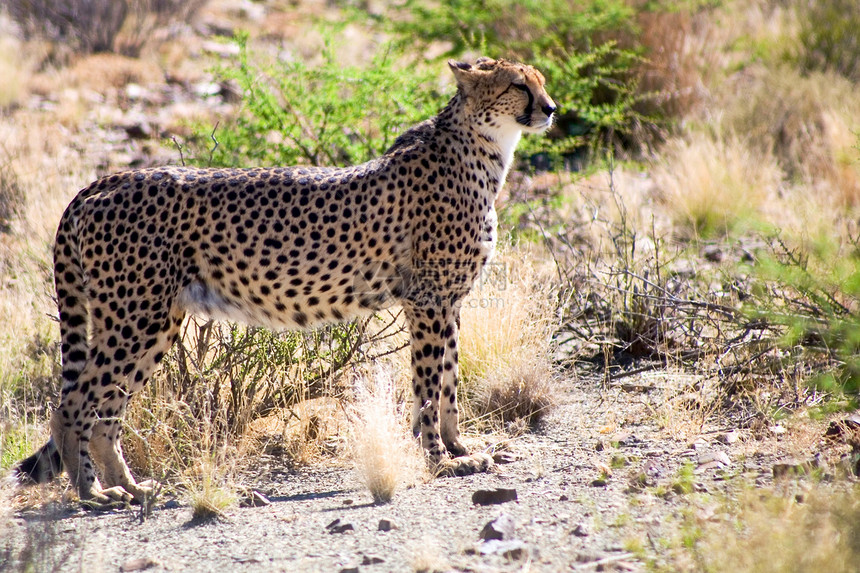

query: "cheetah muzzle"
left=16, top=57, right=556, bottom=507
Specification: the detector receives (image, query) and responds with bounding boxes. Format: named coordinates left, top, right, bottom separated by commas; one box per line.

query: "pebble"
left=325, top=519, right=355, bottom=534
left=479, top=513, right=516, bottom=541
left=717, top=430, right=740, bottom=444
left=472, top=488, right=518, bottom=506
left=479, top=539, right=527, bottom=560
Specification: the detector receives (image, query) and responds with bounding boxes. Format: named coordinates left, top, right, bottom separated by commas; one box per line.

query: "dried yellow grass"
left=458, top=247, right=558, bottom=430
left=652, top=130, right=782, bottom=238
left=692, top=487, right=860, bottom=573
left=349, top=368, right=425, bottom=503
left=186, top=456, right=237, bottom=522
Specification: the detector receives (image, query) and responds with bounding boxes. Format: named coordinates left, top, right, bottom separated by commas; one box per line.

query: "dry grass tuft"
left=458, top=248, right=559, bottom=431
left=410, top=540, right=450, bottom=573
left=66, top=53, right=163, bottom=91
left=692, top=486, right=860, bottom=573
left=349, top=368, right=425, bottom=503
left=0, top=36, right=28, bottom=109
left=652, top=130, right=782, bottom=238
left=0, top=157, right=25, bottom=235
left=722, top=65, right=860, bottom=186
left=476, top=351, right=556, bottom=430
left=186, top=456, right=237, bottom=522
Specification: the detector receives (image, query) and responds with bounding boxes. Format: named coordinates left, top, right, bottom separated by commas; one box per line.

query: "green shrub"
left=196, top=34, right=446, bottom=168
left=381, top=0, right=643, bottom=159
left=749, top=235, right=860, bottom=395
left=795, top=0, right=860, bottom=81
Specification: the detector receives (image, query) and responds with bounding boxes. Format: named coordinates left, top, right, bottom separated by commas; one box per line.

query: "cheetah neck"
left=473, top=122, right=522, bottom=199
left=437, top=94, right=523, bottom=199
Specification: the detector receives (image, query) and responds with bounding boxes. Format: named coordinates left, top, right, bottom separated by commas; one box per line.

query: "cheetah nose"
left=542, top=103, right=557, bottom=117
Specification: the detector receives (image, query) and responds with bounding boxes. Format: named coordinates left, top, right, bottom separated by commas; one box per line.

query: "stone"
left=326, top=518, right=354, bottom=534
left=378, top=518, right=398, bottom=532
left=480, top=539, right=527, bottom=560
left=479, top=513, right=516, bottom=541
left=472, top=488, right=518, bottom=506
left=241, top=490, right=271, bottom=508
left=717, top=430, right=740, bottom=444
left=695, top=451, right=731, bottom=473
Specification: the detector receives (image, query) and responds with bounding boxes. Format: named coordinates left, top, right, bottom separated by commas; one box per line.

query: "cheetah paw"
left=435, top=452, right=494, bottom=477
left=80, top=486, right=134, bottom=511
left=127, top=479, right=162, bottom=505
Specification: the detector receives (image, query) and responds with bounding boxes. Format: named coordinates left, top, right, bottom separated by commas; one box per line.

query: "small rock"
left=241, top=490, right=271, bottom=508
left=571, top=522, right=590, bottom=537
left=125, top=84, right=148, bottom=101
left=194, top=81, right=223, bottom=98
left=689, top=437, right=708, bottom=450
left=695, top=451, right=731, bottom=473
left=480, top=539, right=527, bottom=560
left=590, top=478, right=608, bottom=487
left=123, top=122, right=152, bottom=140
left=342, top=498, right=354, bottom=506
left=120, top=557, right=161, bottom=572
left=717, top=430, right=740, bottom=444
left=595, top=439, right=605, bottom=451
left=773, top=456, right=823, bottom=479
left=769, top=425, right=787, bottom=435
left=703, top=245, right=723, bottom=262
left=338, top=568, right=359, bottom=573
left=201, top=41, right=241, bottom=58
left=378, top=518, right=398, bottom=532
left=161, top=499, right=180, bottom=509
left=559, top=494, right=569, bottom=501
left=472, top=488, right=518, bottom=506
left=479, top=513, right=516, bottom=541
left=361, top=554, right=385, bottom=565
left=616, top=434, right=642, bottom=447
left=325, top=518, right=354, bottom=534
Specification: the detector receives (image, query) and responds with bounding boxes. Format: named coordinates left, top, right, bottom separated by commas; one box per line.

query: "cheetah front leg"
left=407, top=304, right=493, bottom=476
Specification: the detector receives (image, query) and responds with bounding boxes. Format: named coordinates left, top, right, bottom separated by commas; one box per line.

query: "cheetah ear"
left=448, top=60, right=479, bottom=93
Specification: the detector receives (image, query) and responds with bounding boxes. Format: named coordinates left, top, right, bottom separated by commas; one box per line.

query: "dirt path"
left=5, top=372, right=807, bottom=573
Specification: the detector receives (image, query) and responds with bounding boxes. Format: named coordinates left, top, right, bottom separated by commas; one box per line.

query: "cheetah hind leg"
left=85, top=307, right=184, bottom=508
left=89, top=417, right=161, bottom=507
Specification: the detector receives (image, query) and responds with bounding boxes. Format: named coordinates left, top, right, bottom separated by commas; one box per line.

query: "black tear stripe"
left=511, top=83, right=534, bottom=126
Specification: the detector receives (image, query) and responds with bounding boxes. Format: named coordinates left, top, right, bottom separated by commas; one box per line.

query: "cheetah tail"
left=15, top=437, right=63, bottom=484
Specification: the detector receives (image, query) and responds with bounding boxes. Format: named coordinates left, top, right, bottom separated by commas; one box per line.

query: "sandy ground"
left=4, top=370, right=811, bottom=573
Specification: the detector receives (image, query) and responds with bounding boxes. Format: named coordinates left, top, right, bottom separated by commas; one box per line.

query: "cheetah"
left=16, top=57, right=556, bottom=507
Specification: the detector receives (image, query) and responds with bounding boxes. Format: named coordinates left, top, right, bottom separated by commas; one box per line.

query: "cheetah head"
left=448, top=57, right=556, bottom=136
